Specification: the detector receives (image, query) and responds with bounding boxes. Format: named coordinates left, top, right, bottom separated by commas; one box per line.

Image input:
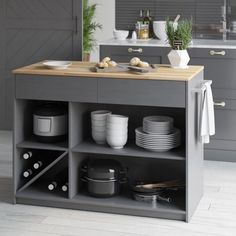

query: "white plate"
left=43, top=61, right=72, bottom=69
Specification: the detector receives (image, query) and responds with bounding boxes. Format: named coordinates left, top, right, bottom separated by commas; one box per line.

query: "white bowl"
left=113, top=29, right=129, bottom=40
left=92, top=131, right=106, bottom=144
left=107, top=114, right=129, bottom=124
left=153, top=21, right=167, bottom=41
left=106, top=129, right=128, bottom=136
left=91, top=110, right=111, bottom=121
left=91, top=121, right=106, bottom=127
left=92, top=126, right=106, bottom=132
left=106, top=134, right=128, bottom=149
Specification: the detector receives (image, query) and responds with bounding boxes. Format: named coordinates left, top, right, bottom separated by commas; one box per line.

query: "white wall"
left=88, top=0, right=115, bottom=62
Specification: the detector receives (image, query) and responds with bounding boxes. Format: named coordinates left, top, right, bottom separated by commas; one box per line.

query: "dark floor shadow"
left=0, top=177, right=14, bottom=204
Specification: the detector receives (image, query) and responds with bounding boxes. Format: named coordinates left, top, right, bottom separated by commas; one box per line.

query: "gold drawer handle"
left=210, top=50, right=226, bottom=56
left=128, top=48, right=143, bottom=53
left=214, top=101, right=226, bottom=107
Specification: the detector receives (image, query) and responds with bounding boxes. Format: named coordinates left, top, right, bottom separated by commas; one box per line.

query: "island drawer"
left=98, top=79, right=186, bottom=108
left=15, top=75, right=97, bottom=102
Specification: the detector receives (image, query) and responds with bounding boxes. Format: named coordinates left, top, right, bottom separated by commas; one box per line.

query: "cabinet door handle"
left=214, top=101, right=226, bottom=107
left=209, top=50, right=226, bottom=56
left=128, top=48, right=143, bottom=53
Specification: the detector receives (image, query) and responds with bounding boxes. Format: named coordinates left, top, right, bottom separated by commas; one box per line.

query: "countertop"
left=13, top=61, right=204, bottom=82
left=99, top=38, right=236, bottom=49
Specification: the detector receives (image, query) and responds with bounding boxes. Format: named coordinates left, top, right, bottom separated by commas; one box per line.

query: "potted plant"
left=83, top=0, right=102, bottom=61
left=166, top=19, right=192, bottom=69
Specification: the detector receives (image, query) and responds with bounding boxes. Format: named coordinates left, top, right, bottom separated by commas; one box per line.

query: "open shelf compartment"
left=69, top=102, right=186, bottom=161
left=69, top=152, right=186, bottom=220
left=14, top=99, right=69, bottom=151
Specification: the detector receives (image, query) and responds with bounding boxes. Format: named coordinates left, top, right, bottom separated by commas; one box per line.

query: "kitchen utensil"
left=106, top=114, right=129, bottom=149
left=135, top=127, right=181, bottom=152
left=82, top=159, right=127, bottom=198
left=33, top=103, right=68, bottom=143
left=153, top=21, right=167, bottom=41
left=91, top=110, right=111, bottom=144
left=113, top=29, right=129, bottom=40
left=135, top=180, right=185, bottom=189
left=143, top=116, right=174, bottom=134
left=174, top=14, right=181, bottom=23
left=43, top=61, right=72, bottom=69
left=133, top=192, right=172, bottom=203
left=106, top=134, right=128, bottom=149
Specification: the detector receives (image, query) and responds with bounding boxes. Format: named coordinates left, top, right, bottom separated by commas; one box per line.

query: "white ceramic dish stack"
left=106, top=114, right=129, bottom=149
left=136, top=116, right=181, bottom=152
left=91, top=110, right=111, bottom=144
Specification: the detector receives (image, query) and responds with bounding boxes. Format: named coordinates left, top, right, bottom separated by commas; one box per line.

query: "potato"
left=102, top=57, right=111, bottom=63
left=97, top=62, right=109, bottom=68
left=130, top=57, right=141, bottom=66
left=108, top=60, right=117, bottom=67
left=138, top=61, right=149, bottom=68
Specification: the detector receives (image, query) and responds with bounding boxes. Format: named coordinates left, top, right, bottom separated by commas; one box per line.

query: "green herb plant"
left=166, top=19, right=192, bottom=50
left=83, top=0, right=102, bottom=54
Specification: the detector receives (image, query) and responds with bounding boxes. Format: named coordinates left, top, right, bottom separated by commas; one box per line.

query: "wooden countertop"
left=13, top=61, right=204, bottom=81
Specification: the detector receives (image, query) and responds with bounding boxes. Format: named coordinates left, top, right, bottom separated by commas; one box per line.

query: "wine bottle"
left=61, top=183, right=68, bottom=192
left=22, top=151, right=33, bottom=160
left=23, top=169, right=33, bottom=178
left=48, top=181, right=58, bottom=191
left=143, top=10, right=153, bottom=38
left=33, top=161, right=43, bottom=170
left=137, top=10, right=144, bottom=24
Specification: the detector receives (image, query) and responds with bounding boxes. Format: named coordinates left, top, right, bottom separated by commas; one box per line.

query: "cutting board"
left=92, top=63, right=158, bottom=73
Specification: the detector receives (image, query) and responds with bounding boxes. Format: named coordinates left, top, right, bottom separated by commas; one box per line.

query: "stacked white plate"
left=143, top=116, right=174, bottom=134
left=135, top=116, right=181, bottom=152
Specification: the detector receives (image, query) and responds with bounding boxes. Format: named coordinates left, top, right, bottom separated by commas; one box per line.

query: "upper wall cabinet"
left=0, top=0, right=82, bottom=130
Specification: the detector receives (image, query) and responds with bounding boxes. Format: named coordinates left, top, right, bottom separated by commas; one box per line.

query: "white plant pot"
left=167, top=49, right=190, bottom=69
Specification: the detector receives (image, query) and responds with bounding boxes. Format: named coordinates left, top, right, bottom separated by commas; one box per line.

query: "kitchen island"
left=13, top=61, right=204, bottom=222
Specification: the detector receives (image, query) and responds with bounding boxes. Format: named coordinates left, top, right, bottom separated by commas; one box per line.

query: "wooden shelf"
left=72, top=140, right=185, bottom=161
left=17, top=136, right=68, bottom=151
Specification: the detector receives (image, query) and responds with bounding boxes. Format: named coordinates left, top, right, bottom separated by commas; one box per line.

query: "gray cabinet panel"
left=15, top=75, right=97, bottom=103
left=98, top=78, right=186, bottom=108
left=189, top=48, right=236, bottom=92
left=0, top=0, right=82, bottom=130
left=100, top=45, right=169, bottom=64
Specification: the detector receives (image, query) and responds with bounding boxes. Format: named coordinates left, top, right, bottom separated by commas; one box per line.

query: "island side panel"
left=186, top=71, right=204, bottom=222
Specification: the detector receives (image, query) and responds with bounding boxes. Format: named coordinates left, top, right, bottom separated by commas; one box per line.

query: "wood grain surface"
left=13, top=61, right=204, bottom=81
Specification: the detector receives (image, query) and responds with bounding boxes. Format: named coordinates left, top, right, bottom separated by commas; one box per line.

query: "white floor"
left=0, top=131, right=236, bottom=236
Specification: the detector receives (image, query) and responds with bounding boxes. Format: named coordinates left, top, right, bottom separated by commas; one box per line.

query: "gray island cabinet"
left=13, top=61, right=204, bottom=222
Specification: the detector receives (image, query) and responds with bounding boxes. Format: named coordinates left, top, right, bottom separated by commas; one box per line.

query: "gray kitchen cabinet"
left=188, top=48, right=236, bottom=162
left=100, top=45, right=169, bottom=64
left=100, top=45, right=236, bottom=162
left=0, top=0, right=82, bottom=130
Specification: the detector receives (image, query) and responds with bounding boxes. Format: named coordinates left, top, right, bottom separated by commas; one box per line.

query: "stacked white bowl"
left=106, top=114, right=129, bottom=149
left=91, top=110, right=111, bottom=144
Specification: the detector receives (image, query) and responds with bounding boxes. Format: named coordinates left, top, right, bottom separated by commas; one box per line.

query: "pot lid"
left=34, top=103, right=67, bottom=116
left=87, top=159, right=123, bottom=180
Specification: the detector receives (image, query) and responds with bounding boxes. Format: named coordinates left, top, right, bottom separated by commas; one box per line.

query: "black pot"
left=82, top=159, right=127, bottom=198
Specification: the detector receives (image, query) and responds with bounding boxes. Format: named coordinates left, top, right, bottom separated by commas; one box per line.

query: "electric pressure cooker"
left=33, top=103, right=68, bottom=143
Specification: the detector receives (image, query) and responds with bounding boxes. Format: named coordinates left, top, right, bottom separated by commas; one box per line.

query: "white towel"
left=200, top=81, right=215, bottom=144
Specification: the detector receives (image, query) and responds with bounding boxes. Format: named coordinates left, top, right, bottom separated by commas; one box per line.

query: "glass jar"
left=136, top=23, right=149, bottom=39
